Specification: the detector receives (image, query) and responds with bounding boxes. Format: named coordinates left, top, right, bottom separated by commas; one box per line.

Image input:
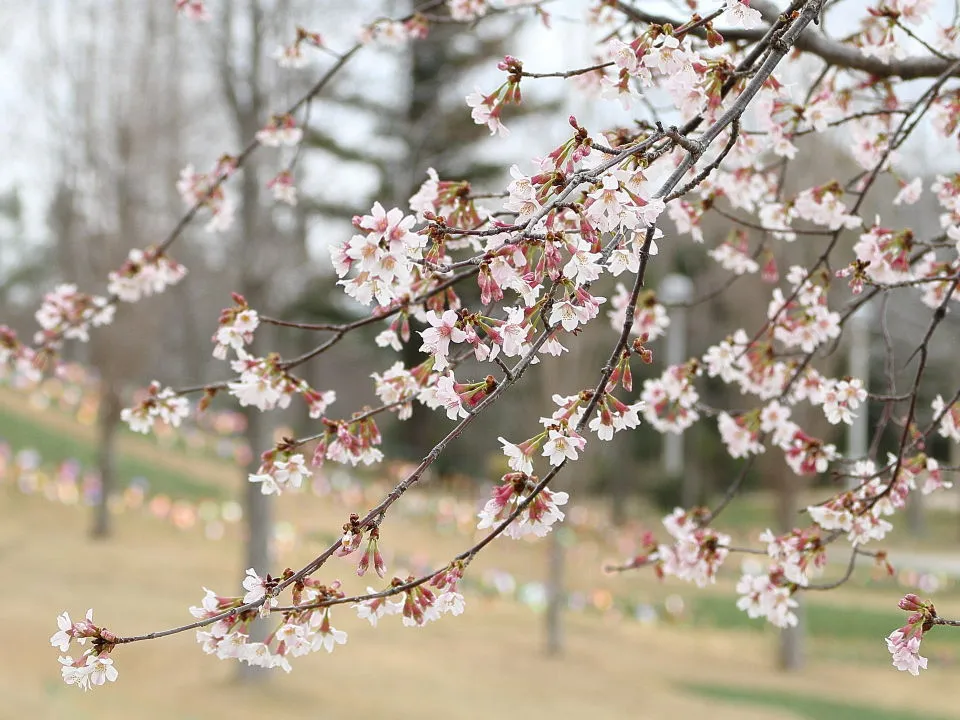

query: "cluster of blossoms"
left=886, top=593, right=939, bottom=675
left=312, top=416, right=384, bottom=467
left=120, top=381, right=190, bottom=434
left=256, top=114, right=303, bottom=205
left=708, top=230, right=760, bottom=276
left=807, top=454, right=951, bottom=545
left=857, top=0, right=933, bottom=62
left=225, top=350, right=336, bottom=420
left=654, top=508, right=731, bottom=588
left=842, top=189, right=960, bottom=307
left=228, top=352, right=298, bottom=412
left=273, top=26, right=324, bottom=68
left=176, top=157, right=237, bottom=232
left=353, top=564, right=466, bottom=628
left=40, top=0, right=960, bottom=691
left=330, top=202, right=427, bottom=308
left=212, top=293, right=260, bottom=359
left=641, top=362, right=700, bottom=433
left=335, top=516, right=388, bottom=579
left=735, top=570, right=800, bottom=629
left=466, top=55, right=523, bottom=137
left=50, top=610, right=119, bottom=691
left=767, top=266, right=841, bottom=355
left=34, top=284, right=114, bottom=347
left=607, top=287, right=670, bottom=339
left=477, top=472, right=569, bottom=539
left=190, top=574, right=348, bottom=671
left=107, top=247, right=187, bottom=303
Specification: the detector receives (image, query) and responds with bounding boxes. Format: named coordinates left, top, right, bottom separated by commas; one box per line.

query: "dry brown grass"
left=3, top=488, right=959, bottom=720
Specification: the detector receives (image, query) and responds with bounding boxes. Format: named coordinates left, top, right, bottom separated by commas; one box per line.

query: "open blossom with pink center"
left=820, top=377, right=867, bottom=425
left=499, top=436, right=538, bottom=475
left=588, top=394, right=642, bottom=441
left=549, top=297, right=591, bottom=333
left=59, top=653, right=119, bottom=692
left=606, top=228, right=662, bottom=277
left=432, top=373, right=470, bottom=420
left=563, top=239, right=603, bottom=286
left=213, top=305, right=259, bottom=359
left=249, top=453, right=311, bottom=496
left=420, top=309, right=467, bottom=371
left=893, top=177, right=922, bottom=205
left=312, top=610, right=348, bottom=652
left=241, top=568, right=279, bottom=618
left=541, top=427, right=587, bottom=466
left=495, top=305, right=533, bottom=358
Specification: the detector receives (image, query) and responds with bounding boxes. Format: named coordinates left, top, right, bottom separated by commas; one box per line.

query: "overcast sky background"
left=0, top=0, right=956, bottom=279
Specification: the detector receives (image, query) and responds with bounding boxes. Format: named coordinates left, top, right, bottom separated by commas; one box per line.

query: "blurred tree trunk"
left=217, top=0, right=274, bottom=683
left=544, top=529, right=565, bottom=656
left=776, top=457, right=804, bottom=671
left=91, top=381, right=122, bottom=539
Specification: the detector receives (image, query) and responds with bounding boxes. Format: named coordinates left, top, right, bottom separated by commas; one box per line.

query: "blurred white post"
left=846, top=302, right=874, bottom=490
left=659, top=275, right=695, bottom=505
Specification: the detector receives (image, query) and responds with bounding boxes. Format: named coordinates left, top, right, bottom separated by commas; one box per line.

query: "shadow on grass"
left=0, top=407, right=225, bottom=500
left=683, top=682, right=947, bottom=720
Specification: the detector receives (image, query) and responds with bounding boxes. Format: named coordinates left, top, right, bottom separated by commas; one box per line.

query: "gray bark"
left=91, top=382, right=122, bottom=539
left=544, top=529, right=565, bottom=656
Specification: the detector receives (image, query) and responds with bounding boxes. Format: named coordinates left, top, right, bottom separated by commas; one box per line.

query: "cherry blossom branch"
left=617, top=0, right=960, bottom=79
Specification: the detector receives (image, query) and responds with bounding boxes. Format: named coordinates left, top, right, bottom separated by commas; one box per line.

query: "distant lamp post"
left=847, top=301, right=875, bottom=490
left=659, top=274, right=695, bottom=505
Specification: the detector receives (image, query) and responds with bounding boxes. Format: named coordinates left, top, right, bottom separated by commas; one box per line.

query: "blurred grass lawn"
left=3, top=386, right=960, bottom=718
left=3, top=494, right=960, bottom=720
